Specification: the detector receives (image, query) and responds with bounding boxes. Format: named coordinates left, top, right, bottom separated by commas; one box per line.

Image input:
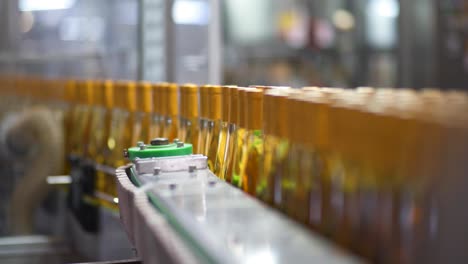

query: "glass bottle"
left=281, top=95, right=302, bottom=216
left=197, top=85, right=210, bottom=154
left=63, top=79, right=78, bottom=172
left=256, top=89, right=276, bottom=203
left=178, top=84, right=187, bottom=142
left=162, top=83, right=179, bottom=141
left=206, top=85, right=222, bottom=171
left=103, top=80, right=136, bottom=198
left=231, top=88, right=250, bottom=187
left=223, top=87, right=239, bottom=183
left=133, top=81, right=153, bottom=144
left=242, top=88, right=264, bottom=196
left=69, top=80, right=93, bottom=157
left=151, top=83, right=163, bottom=139
left=83, top=80, right=104, bottom=160
left=214, top=86, right=234, bottom=178
left=181, top=84, right=200, bottom=152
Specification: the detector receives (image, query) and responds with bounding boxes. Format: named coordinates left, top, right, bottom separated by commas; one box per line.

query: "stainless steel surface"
left=118, top=155, right=362, bottom=264
left=134, top=154, right=207, bottom=175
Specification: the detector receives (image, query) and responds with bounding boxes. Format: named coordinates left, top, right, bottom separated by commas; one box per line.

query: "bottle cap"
left=93, top=80, right=106, bottom=107
left=166, top=83, right=178, bottom=116
left=200, top=85, right=210, bottom=119
left=104, top=80, right=114, bottom=109
left=158, top=82, right=169, bottom=116
left=263, top=91, right=273, bottom=135
left=208, top=85, right=222, bottom=120
left=152, top=82, right=163, bottom=115
left=113, top=80, right=124, bottom=109
left=180, top=84, right=187, bottom=118
left=222, top=86, right=235, bottom=122
left=182, top=83, right=199, bottom=119
left=137, top=81, right=153, bottom=113
left=64, top=79, right=76, bottom=104
left=84, top=80, right=95, bottom=105
left=229, top=87, right=239, bottom=124
left=246, top=88, right=263, bottom=130
left=238, top=88, right=250, bottom=128
left=125, top=81, right=137, bottom=112
left=75, top=80, right=87, bottom=105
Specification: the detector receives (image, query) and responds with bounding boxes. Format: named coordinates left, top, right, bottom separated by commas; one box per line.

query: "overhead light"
left=333, top=9, right=355, bottom=31
left=19, top=0, right=76, bottom=12
left=172, top=0, right=210, bottom=25
left=367, top=0, right=399, bottom=18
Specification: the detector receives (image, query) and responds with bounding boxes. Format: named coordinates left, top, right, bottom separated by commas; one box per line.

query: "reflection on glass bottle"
left=163, top=83, right=179, bottom=141
left=181, top=84, right=200, bottom=153
left=133, top=81, right=153, bottom=144
left=198, top=85, right=210, bottom=155
left=206, top=85, right=222, bottom=172
left=223, top=87, right=238, bottom=183
left=214, top=86, right=234, bottom=178
left=231, top=88, right=250, bottom=187
left=151, top=83, right=163, bottom=138
left=241, top=88, right=264, bottom=195
left=103, top=81, right=136, bottom=198
left=69, top=80, right=92, bottom=157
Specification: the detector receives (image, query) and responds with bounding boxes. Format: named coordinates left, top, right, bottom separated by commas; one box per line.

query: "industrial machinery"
left=116, top=138, right=361, bottom=263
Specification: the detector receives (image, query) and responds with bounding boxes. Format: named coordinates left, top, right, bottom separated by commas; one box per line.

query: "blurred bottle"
left=206, top=85, right=222, bottom=171
left=85, top=80, right=108, bottom=162
left=63, top=79, right=78, bottom=172
left=163, top=83, right=179, bottom=141
left=224, top=87, right=239, bottom=183
left=69, top=80, right=93, bottom=157
left=133, top=81, right=153, bottom=143
left=151, top=83, right=163, bottom=138
left=242, top=88, right=264, bottom=195
left=214, top=86, right=233, bottom=178
left=91, top=80, right=114, bottom=195
left=281, top=95, right=302, bottom=217
left=231, top=88, right=250, bottom=187
left=179, top=84, right=187, bottom=142
left=270, top=92, right=296, bottom=209
left=103, top=80, right=136, bottom=197
left=198, top=85, right=210, bottom=154
left=180, top=84, right=200, bottom=154
left=256, top=89, right=278, bottom=204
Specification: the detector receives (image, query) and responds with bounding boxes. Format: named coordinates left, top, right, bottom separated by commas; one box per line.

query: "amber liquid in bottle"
left=240, top=88, right=264, bottom=195
left=133, top=82, right=153, bottom=144
left=181, top=84, right=200, bottom=154
left=198, top=85, right=211, bottom=155
left=206, top=86, right=222, bottom=171
left=102, top=81, right=136, bottom=199
left=214, top=86, right=233, bottom=178
left=165, top=83, right=179, bottom=141
left=69, top=80, right=92, bottom=157
left=231, top=88, right=250, bottom=187
left=223, top=87, right=238, bottom=182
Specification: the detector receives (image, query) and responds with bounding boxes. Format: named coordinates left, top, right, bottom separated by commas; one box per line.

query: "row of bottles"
left=2, top=76, right=468, bottom=263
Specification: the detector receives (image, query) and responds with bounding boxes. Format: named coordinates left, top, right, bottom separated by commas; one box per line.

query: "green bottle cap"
left=127, top=138, right=193, bottom=160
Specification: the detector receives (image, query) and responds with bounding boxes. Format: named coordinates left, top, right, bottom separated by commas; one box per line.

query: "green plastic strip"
left=128, top=143, right=193, bottom=160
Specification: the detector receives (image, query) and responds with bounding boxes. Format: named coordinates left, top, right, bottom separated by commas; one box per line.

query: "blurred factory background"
left=0, top=0, right=467, bottom=263
left=1, top=0, right=466, bottom=88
